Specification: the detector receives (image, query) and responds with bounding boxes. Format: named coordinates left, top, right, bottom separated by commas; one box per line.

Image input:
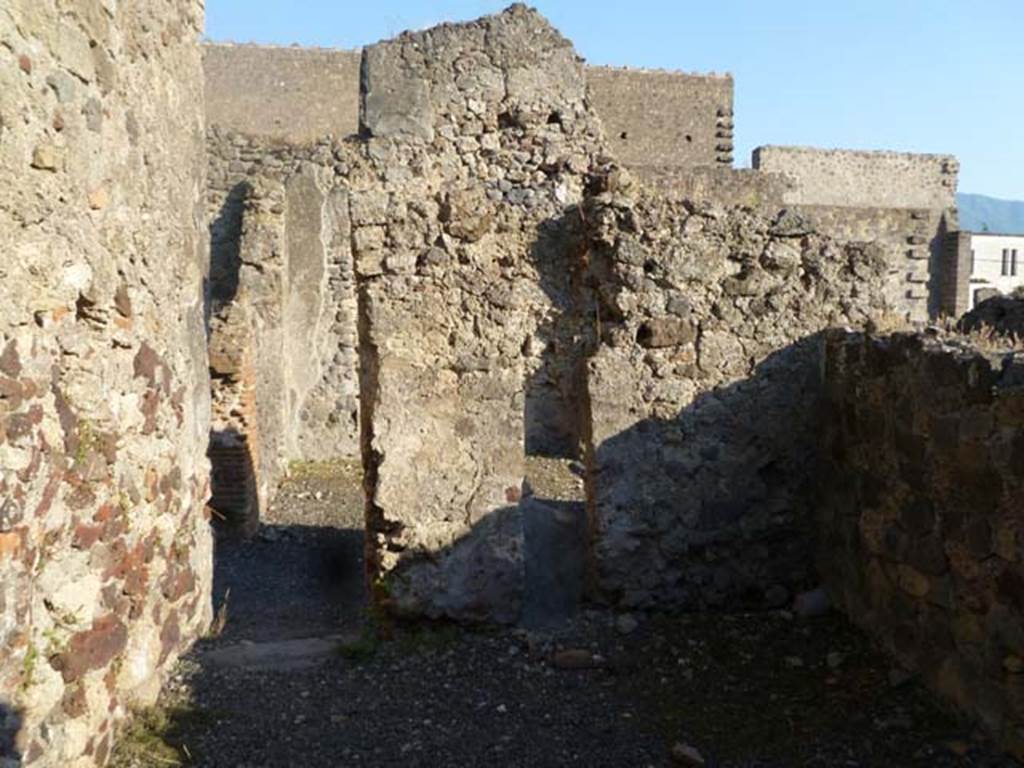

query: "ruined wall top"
left=201, top=30, right=732, bottom=164
left=361, top=4, right=584, bottom=141
left=753, top=145, right=959, bottom=210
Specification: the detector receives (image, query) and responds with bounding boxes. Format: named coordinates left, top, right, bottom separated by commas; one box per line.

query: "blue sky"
left=206, top=1, right=1024, bottom=200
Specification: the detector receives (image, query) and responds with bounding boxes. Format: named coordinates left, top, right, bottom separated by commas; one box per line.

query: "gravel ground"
left=205, top=459, right=366, bottom=646
left=112, top=461, right=1018, bottom=768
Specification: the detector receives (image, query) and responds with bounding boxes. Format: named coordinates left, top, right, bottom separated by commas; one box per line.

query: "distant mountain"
left=957, top=193, right=1024, bottom=234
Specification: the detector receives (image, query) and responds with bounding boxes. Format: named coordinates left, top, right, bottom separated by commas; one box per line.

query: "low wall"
left=820, top=332, right=1024, bottom=760
left=753, top=146, right=958, bottom=211
left=1, top=1, right=211, bottom=764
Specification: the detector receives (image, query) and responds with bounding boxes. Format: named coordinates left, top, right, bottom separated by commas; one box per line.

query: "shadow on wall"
left=383, top=331, right=836, bottom=621
left=524, top=212, right=590, bottom=460
left=0, top=702, right=22, bottom=765
left=927, top=212, right=955, bottom=320
left=206, top=181, right=261, bottom=535
left=587, top=335, right=831, bottom=610
left=209, top=181, right=253, bottom=310
left=207, top=426, right=260, bottom=536
left=368, top=190, right=848, bottom=622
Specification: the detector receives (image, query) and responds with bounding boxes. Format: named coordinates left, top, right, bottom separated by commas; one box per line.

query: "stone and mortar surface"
left=0, top=1, right=211, bottom=765
left=819, top=330, right=1024, bottom=759
left=352, top=6, right=605, bottom=624
left=749, top=147, right=960, bottom=321
left=205, top=133, right=360, bottom=526
left=641, top=161, right=957, bottom=323
left=5, top=1, right=1020, bottom=764
left=581, top=176, right=890, bottom=610
left=203, top=44, right=362, bottom=144
left=753, top=146, right=959, bottom=211
left=202, top=41, right=733, bottom=170
left=585, top=67, right=733, bottom=169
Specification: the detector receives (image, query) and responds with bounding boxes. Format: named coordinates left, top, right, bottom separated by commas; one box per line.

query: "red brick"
left=50, top=614, right=127, bottom=683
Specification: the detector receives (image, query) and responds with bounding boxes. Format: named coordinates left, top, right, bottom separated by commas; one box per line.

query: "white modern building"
left=942, top=231, right=1024, bottom=314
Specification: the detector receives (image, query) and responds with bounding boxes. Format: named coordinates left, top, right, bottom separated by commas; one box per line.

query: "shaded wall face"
left=582, top=187, right=889, bottom=610
left=0, top=1, right=210, bottom=764
left=819, top=333, right=1024, bottom=760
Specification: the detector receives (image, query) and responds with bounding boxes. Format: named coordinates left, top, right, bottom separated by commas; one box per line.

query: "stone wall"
left=580, top=176, right=888, bottom=610
left=796, top=205, right=952, bottom=322
left=354, top=6, right=603, bottom=623
left=819, top=332, right=1024, bottom=760
left=206, top=138, right=359, bottom=527
left=747, top=147, right=959, bottom=322
left=586, top=67, right=733, bottom=169
left=632, top=165, right=795, bottom=210
left=0, top=1, right=211, bottom=765
left=203, top=44, right=361, bottom=143
left=201, top=42, right=732, bottom=171
left=941, top=231, right=973, bottom=317
left=630, top=164, right=953, bottom=322
left=753, top=146, right=958, bottom=211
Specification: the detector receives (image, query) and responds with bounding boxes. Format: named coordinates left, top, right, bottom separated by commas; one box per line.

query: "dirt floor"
left=111, top=461, right=1018, bottom=767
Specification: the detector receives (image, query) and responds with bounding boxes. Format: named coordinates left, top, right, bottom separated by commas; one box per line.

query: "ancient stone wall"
left=795, top=205, right=952, bottom=322
left=751, top=147, right=959, bottom=320
left=753, top=146, right=958, bottom=211
left=0, top=1, right=211, bottom=764
left=206, top=144, right=359, bottom=527
left=207, top=134, right=360, bottom=463
left=633, top=166, right=795, bottom=210
left=202, top=42, right=732, bottom=171
left=586, top=67, right=733, bottom=169
left=819, top=331, right=1024, bottom=760
left=353, top=6, right=604, bottom=622
left=581, top=177, right=889, bottom=610
left=203, top=44, right=362, bottom=143
left=942, top=231, right=973, bottom=317
left=632, top=162, right=953, bottom=322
